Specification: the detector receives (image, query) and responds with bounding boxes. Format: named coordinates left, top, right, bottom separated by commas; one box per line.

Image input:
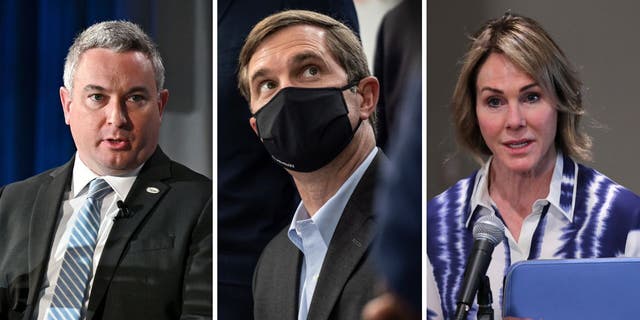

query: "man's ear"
left=60, top=86, right=72, bottom=125
left=158, top=89, right=169, bottom=120
left=356, top=76, right=380, bottom=120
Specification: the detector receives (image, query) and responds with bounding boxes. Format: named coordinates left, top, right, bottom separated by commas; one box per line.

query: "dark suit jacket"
left=0, top=148, right=212, bottom=320
left=252, top=152, right=384, bottom=320
left=373, top=71, right=421, bottom=313
left=373, top=0, right=421, bottom=151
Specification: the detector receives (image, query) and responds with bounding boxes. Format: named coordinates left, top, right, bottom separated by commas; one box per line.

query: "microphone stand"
left=476, top=275, right=494, bottom=320
left=454, top=303, right=471, bottom=320
left=453, top=275, right=494, bottom=320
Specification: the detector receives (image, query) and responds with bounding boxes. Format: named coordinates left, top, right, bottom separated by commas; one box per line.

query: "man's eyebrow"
left=83, top=84, right=106, bottom=92
left=291, top=51, right=323, bottom=65
left=250, top=69, right=269, bottom=86
left=127, top=86, right=151, bottom=95
left=82, top=85, right=152, bottom=95
left=249, top=51, right=326, bottom=86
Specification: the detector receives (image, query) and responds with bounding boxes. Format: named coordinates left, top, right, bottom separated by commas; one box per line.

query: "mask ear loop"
left=351, top=118, right=363, bottom=133
left=341, top=79, right=364, bottom=133
left=340, top=80, right=361, bottom=92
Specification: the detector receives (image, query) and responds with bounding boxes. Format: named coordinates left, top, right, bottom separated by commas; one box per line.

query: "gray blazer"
left=252, top=152, right=384, bottom=320
left=0, top=148, right=212, bottom=320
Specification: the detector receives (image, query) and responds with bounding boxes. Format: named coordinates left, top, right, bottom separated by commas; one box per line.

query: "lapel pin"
left=146, top=187, right=160, bottom=194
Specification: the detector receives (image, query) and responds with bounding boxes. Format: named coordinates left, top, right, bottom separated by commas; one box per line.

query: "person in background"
left=362, top=72, right=421, bottom=320
left=363, top=0, right=422, bottom=319
left=238, top=10, right=385, bottom=320
left=427, top=13, right=640, bottom=319
left=372, top=0, right=421, bottom=152
left=0, top=21, right=211, bottom=319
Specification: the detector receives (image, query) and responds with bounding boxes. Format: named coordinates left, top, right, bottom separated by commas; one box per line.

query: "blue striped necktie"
left=47, top=178, right=112, bottom=320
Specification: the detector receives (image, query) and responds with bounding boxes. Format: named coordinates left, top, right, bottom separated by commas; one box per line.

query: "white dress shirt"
left=427, top=153, right=640, bottom=319
left=35, top=153, right=141, bottom=319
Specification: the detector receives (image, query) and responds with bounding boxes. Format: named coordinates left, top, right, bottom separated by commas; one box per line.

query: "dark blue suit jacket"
left=372, top=1, right=421, bottom=310
left=373, top=72, right=422, bottom=313
left=217, top=1, right=359, bottom=318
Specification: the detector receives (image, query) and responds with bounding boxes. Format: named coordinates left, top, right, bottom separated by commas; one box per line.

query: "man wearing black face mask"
left=237, top=10, right=385, bottom=320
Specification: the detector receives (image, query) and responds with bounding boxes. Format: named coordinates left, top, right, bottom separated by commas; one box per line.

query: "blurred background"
left=428, top=0, right=640, bottom=198
left=0, top=0, right=212, bottom=186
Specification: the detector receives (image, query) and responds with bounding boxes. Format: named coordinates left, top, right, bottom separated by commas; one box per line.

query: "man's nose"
left=279, top=80, right=293, bottom=90
left=106, top=100, right=128, bottom=127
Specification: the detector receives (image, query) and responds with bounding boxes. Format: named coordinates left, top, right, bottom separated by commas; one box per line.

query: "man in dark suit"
left=373, top=0, right=421, bottom=152
left=0, top=21, right=211, bottom=319
left=237, top=10, right=384, bottom=320
left=363, top=1, right=422, bottom=319
left=217, top=1, right=359, bottom=318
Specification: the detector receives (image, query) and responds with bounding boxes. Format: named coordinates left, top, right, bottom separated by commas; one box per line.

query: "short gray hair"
left=63, top=20, right=165, bottom=91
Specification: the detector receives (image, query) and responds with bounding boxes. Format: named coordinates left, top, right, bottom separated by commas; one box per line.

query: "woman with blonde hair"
left=427, top=13, right=640, bottom=319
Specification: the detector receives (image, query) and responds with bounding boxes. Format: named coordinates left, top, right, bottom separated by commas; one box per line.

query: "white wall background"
left=354, top=0, right=401, bottom=71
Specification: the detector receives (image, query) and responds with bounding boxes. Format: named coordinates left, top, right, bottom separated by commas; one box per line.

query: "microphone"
left=454, top=215, right=505, bottom=320
left=114, top=200, right=132, bottom=221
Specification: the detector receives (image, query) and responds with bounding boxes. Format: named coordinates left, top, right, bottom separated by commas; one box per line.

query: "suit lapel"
left=279, top=244, right=302, bottom=320
left=86, top=149, right=171, bottom=316
left=306, top=153, right=382, bottom=320
left=27, top=160, right=74, bottom=306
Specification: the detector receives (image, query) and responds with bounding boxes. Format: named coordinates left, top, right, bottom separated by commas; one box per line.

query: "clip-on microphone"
left=114, top=200, right=132, bottom=221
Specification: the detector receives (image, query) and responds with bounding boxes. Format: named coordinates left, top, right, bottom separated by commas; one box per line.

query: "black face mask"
left=252, top=83, right=361, bottom=172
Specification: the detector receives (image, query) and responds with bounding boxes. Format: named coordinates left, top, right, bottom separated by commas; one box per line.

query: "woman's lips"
left=503, top=139, right=533, bottom=153
left=506, top=140, right=530, bottom=148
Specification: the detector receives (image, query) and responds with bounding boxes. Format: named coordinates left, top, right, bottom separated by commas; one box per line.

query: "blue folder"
left=502, top=257, right=640, bottom=320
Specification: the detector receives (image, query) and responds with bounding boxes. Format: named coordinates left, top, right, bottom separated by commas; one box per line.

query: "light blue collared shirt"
left=288, top=147, right=378, bottom=320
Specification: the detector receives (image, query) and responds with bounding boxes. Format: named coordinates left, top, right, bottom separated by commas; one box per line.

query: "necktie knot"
left=87, top=178, right=112, bottom=201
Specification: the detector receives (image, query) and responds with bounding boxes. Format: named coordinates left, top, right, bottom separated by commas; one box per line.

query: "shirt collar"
left=288, top=147, right=378, bottom=248
left=466, top=152, right=578, bottom=228
left=71, top=153, right=142, bottom=200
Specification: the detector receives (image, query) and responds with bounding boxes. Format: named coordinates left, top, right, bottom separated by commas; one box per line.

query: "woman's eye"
left=524, top=92, right=540, bottom=103
left=303, top=66, right=319, bottom=77
left=487, top=97, right=502, bottom=108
